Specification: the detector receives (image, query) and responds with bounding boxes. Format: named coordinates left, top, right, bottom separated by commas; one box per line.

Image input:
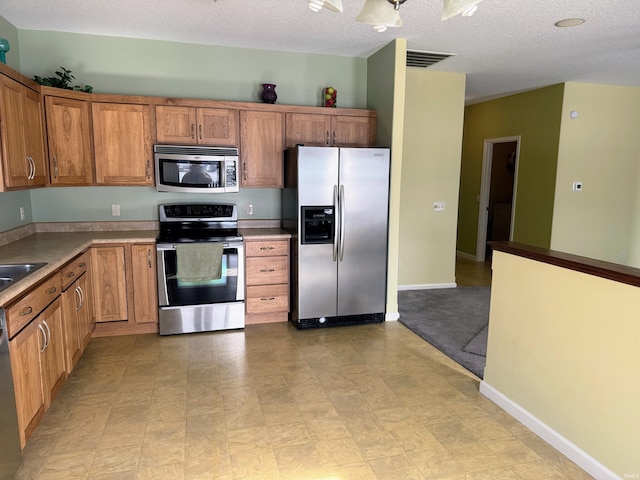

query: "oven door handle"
left=156, top=242, right=241, bottom=251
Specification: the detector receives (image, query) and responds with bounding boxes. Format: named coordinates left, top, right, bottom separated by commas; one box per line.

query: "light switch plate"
left=434, top=201, right=445, bottom=211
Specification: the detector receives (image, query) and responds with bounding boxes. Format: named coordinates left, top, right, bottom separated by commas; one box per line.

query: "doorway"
left=475, top=136, right=520, bottom=262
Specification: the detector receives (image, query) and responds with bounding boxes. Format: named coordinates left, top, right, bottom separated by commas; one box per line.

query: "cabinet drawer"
left=61, top=251, right=89, bottom=291
left=246, top=256, right=288, bottom=285
left=6, top=273, right=62, bottom=339
left=245, top=240, right=288, bottom=257
left=246, top=284, right=288, bottom=313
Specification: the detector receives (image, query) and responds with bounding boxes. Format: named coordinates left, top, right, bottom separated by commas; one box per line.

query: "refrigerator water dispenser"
left=301, top=206, right=334, bottom=244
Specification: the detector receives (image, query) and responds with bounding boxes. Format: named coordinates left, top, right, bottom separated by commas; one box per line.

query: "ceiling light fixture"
left=356, top=0, right=402, bottom=32
left=441, top=0, right=484, bottom=20
left=554, top=18, right=586, bottom=28
left=308, top=0, right=343, bottom=14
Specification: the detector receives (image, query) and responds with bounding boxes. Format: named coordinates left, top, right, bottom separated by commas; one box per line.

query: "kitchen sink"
left=0, top=263, right=47, bottom=294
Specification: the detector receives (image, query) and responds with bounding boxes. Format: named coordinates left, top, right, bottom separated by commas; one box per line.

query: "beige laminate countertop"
left=0, top=231, right=158, bottom=307
left=240, top=228, right=292, bottom=240
left=0, top=228, right=291, bottom=307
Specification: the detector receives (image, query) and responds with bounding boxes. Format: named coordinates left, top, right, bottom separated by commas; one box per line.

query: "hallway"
left=455, top=256, right=492, bottom=287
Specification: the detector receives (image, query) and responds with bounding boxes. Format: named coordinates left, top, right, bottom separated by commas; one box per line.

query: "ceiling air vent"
left=406, top=50, right=454, bottom=68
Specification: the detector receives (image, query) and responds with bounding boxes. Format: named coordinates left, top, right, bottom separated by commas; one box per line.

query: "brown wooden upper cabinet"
left=0, top=75, right=48, bottom=189
left=240, top=110, right=284, bottom=188
left=155, top=105, right=238, bottom=146
left=285, top=112, right=376, bottom=148
left=92, top=102, right=153, bottom=185
left=44, top=96, right=94, bottom=185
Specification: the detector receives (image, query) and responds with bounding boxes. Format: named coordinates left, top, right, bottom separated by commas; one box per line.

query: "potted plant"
left=33, top=67, right=93, bottom=93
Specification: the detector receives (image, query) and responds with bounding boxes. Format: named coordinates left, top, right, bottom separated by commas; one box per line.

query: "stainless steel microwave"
left=154, top=145, right=239, bottom=193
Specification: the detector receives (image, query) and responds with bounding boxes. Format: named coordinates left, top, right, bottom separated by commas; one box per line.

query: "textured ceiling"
left=1, top=0, right=639, bottom=104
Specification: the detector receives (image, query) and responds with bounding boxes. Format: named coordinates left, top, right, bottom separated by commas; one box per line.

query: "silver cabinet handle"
left=75, top=285, right=83, bottom=310
left=243, top=161, right=247, bottom=182
left=26, top=156, right=34, bottom=179
left=42, top=320, right=51, bottom=349
left=259, top=269, right=275, bottom=273
left=326, top=130, right=330, bottom=145
left=259, top=246, right=275, bottom=251
left=191, top=124, right=195, bottom=139
left=20, top=306, right=33, bottom=316
left=47, top=287, right=57, bottom=295
left=199, top=124, right=203, bottom=140
left=147, top=248, right=152, bottom=269
left=53, top=156, right=59, bottom=179
left=260, top=297, right=276, bottom=301
left=146, top=159, right=151, bottom=179
left=39, top=324, right=47, bottom=352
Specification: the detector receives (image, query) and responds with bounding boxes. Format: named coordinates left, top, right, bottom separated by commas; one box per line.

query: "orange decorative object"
left=324, top=86, right=337, bottom=107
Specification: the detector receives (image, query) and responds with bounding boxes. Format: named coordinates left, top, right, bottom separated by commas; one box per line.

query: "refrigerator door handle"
left=339, top=184, right=346, bottom=261
left=333, top=184, right=339, bottom=262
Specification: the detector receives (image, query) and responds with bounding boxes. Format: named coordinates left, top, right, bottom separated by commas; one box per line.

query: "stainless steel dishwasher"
left=0, top=308, right=22, bottom=478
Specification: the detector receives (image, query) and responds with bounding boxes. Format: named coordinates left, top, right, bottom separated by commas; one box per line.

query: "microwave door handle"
left=333, top=185, right=339, bottom=262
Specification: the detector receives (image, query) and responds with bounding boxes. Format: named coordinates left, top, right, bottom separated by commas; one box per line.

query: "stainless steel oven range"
left=156, top=203, right=244, bottom=335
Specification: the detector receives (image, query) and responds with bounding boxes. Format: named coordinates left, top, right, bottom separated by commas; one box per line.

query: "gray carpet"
left=398, top=286, right=490, bottom=378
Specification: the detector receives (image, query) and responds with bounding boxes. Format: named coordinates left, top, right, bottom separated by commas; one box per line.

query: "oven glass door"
left=159, top=244, right=241, bottom=306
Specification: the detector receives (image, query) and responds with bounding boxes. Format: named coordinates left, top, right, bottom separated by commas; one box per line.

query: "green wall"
left=553, top=82, right=640, bottom=266
left=457, top=85, right=564, bottom=255
left=0, top=27, right=370, bottom=230
left=400, top=69, right=466, bottom=287
left=17, top=31, right=367, bottom=108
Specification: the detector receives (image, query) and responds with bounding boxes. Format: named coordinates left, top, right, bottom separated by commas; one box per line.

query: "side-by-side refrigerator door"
left=298, top=147, right=340, bottom=320
left=337, top=148, right=390, bottom=317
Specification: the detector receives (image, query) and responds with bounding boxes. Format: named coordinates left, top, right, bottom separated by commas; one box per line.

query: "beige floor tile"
left=15, top=322, right=598, bottom=480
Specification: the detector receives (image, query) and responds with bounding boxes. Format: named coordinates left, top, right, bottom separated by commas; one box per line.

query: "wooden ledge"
left=489, top=241, right=640, bottom=288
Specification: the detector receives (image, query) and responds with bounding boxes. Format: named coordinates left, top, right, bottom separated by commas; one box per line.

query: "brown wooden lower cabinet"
left=8, top=296, right=65, bottom=448
left=244, top=238, right=290, bottom=324
left=91, top=243, right=158, bottom=336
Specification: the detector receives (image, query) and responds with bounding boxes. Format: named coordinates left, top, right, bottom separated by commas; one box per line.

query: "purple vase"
left=261, top=83, right=277, bottom=104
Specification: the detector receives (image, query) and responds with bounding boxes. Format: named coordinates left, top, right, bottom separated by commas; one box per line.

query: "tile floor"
left=455, top=257, right=492, bottom=287
left=17, top=321, right=594, bottom=479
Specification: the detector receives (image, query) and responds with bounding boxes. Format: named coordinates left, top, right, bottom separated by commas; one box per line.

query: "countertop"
left=0, top=227, right=291, bottom=307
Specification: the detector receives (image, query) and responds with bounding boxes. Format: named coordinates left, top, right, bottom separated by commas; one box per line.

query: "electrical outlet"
left=433, top=201, right=445, bottom=211
left=111, top=204, right=121, bottom=216
left=19, top=207, right=25, bottom=221
left=572, top=182, right=583, bottom=192
left=246, top=204, right=253, bottom=215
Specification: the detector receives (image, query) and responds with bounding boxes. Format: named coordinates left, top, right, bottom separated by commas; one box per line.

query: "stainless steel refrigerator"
left=283, top=146, right=390, bottom=328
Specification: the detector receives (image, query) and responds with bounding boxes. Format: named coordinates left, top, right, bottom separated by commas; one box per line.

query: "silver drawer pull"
left=259, top=269, right=275, bottom=273
left=260, top=246, right=275, bottom=250
left=47, top=287, right=57, bottom=294
left=260, top=297, right=276, bottom=301
left=20, top=306, right=33, bottom=316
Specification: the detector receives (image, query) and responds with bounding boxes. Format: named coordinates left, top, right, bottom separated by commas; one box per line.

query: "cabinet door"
left=240, top=110, right=284, bottom=188
left=285, top=113, right=331, bottom=147
left=331, top=115, right=376, bottom=147
left=77, top=271, right=94, bottom=350
left=155, top=105, right=197, bottom=144
left=23, top=88, right=48, bottom=186
left=197, top=108, right=239, bottom=146
left=0, top=76, right=29, bottom=187
left=9, top=317, right=46, bottom=448
left=91, top=246, right=128, bottom=322
left=92, top=102, right=153, bottom=185
left=61, top=284, right=82, bottom=373
left=131, top=244, right=158, bottom=324
left=45, top=96, right=94, bottom=185
left=40, top=299, right=66, bottom=408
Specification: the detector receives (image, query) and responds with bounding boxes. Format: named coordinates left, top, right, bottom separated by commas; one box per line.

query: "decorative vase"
left=261, top=83, right=277, bottom=104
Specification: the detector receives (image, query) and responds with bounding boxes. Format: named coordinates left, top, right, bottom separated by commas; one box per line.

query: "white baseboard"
left=456, top=250, right=477, bottom=261
left=479, top=381, right=621, bottom=480
left=385, top=312, right=399, bottom=321
left=397, top=283, right=457, bottom=291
